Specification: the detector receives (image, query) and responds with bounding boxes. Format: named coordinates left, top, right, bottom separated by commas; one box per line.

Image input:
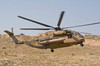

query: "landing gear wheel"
left=51, top=49, right=54, bottom=52
left=80, top=43, right=84, bottom=47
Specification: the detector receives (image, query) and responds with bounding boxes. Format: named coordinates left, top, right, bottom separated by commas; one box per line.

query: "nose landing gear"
left=80, top=43, right=84, bottom=47
left=51, top=49, right=54, bottom=52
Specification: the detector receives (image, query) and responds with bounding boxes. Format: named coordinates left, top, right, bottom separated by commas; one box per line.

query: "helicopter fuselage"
left=29, top=30, right=85, bottom=49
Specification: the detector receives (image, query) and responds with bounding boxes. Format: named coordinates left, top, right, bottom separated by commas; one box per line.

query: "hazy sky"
left=0, top=0, right=100, bottom=35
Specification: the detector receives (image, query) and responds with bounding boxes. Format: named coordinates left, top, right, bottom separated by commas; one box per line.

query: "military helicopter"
left=4, top=11, right=100, bottom=52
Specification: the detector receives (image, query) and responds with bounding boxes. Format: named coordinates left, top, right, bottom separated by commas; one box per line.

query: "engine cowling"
left=53, top=31, right=66, bottom=36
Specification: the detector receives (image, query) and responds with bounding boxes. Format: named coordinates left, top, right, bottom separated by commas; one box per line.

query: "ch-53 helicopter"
left=4, top=11, right=100, bottom=52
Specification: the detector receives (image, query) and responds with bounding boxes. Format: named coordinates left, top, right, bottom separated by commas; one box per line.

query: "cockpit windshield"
left=77, top=32, right=84, bottom=38
left=74, top=32, right=84, bottom=38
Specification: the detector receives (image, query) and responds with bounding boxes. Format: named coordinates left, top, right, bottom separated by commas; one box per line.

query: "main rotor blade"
left=20, top=28, right=51, bottom=30
left=57, top=11, right=65, bottom=27
left=18, top=16, right=54, bottom=28
left=63, top=22, right=100, bottom=29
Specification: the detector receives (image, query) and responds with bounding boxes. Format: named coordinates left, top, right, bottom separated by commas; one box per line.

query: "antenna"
left=11, top=27, right=13, bottom=33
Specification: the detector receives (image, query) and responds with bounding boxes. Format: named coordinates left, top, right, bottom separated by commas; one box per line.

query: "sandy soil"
left=0, top=34, right=100, bottom=66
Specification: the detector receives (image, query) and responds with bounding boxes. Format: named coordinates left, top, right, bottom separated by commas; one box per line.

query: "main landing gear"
left=51, top=49, right=54, bottom=52
left=80, top=43, right=84, bottom=47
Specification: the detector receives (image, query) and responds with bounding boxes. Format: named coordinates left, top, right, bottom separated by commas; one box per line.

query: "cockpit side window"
left=74, top=32, right=78, bottom=36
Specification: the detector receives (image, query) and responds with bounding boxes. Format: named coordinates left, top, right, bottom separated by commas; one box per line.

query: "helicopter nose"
left=80, top=39, right=85, bottom=42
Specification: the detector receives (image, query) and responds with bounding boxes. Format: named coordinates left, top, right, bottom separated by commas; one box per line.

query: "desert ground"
left=0, top=34, right=100, bottom=66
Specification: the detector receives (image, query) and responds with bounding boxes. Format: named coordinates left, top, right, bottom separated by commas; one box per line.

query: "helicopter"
left=4, top=11, right=100, bottom=52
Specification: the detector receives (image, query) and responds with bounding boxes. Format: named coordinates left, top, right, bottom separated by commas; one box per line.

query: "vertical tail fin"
left=4, top=30, right=19, bottom=44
